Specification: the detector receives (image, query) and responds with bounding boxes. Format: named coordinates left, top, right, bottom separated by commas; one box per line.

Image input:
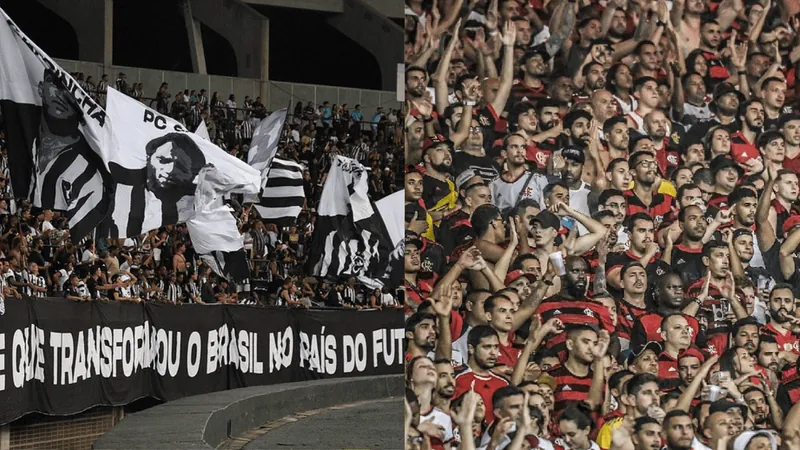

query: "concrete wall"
left=54, top=59, right=401, bottom=120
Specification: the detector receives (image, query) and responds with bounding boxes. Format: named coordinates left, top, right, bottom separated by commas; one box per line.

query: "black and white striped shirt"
left=165, top=281, right=182, bottom=304
left=24, top=271, right=46, bottom=298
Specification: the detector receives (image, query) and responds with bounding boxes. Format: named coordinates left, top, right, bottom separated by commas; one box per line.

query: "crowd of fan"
left=0, top=84, right=404, bottom=309
left=404, top=0, right=800, bottom=448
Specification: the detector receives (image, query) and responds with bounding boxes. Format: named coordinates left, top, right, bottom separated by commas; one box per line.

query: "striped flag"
left=307, top=156, right=393, bottom=287
left=0, top=8, right=115, bottom=243
left=253, top=157, right=305, bottom=225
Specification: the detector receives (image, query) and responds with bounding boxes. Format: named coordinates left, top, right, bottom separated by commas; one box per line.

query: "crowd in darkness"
left=0, top=68, right=404, bottom=310
left=403, top=0, right=800, bottom=448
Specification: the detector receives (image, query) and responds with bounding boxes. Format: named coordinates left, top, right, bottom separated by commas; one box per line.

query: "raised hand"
left=592, top=330, right=611, bottom=359
left=509, top=216, right=520, bottom=248
left=431, top=283, right=453, bottom=317
left=450, top=390, right=479, bottom=428
left=485, top=0, right=500, bottom=31
left=457, top=246, right=483, bottom=270
left=500, top=20, right=517, bottom=47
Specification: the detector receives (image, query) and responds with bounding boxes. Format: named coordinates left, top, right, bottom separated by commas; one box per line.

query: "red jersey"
left=616, top=299, right=650, bottom=344
left=534, top=295, right=615, bottom=360
left=454, top=368, right=509, bottom=421
left=657, top=352, right=681, bottom=387
left=731, top=131, right=759, bottom=165
left=761, top=323, right=800, bottom=355
left=526, top=144, right=552, bottom=170
left=630, top=312, right=700, bottom=349
left=404, top=278, right=434, bottom=315
left=550, top=364, right=596, bottom=415
left=783, top=151, right=800, bottom=174
left=686, top=277, right=745, bottom=355
left=498, top=332, right=522, bottom=368
left=623, top=190, right=674, bottom=223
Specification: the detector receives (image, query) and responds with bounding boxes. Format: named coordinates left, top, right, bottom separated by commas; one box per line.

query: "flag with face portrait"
left=0, top=8, right=115, bottom=243
left=101, top=87, right=261, bottom=238
left=307, top=155, right=394, bottom=286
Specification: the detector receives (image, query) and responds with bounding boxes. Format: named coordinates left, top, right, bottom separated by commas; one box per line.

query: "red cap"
left=504, top=269, right=537, bottom=285
left=422, top=134, right=453, bottom=151
left=679, top=347, right=706, bottom=363
left=783, top=214, right=800, bottom=236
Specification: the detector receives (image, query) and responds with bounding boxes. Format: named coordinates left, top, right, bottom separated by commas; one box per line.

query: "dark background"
left=0, top=0, right=383, bottom=89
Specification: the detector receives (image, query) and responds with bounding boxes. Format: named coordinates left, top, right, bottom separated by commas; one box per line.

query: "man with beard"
left=406, top=118, right=426, bottom=165
left=437, top=181, right=492, bottom=256
left=696, top=20, right=733, bottom=84
left=632, top=272, right=701, bottom=349
left=781, top=115, right=800, bottom=173
left=534, top=256, right=615, bottom=360
left=632, top=416, right=662, bottom=450
left=664, top=205, right=707, bottom=287
left=743, top=386, right=780, bottom=430
left=551, top=324, right=609, bottom=415
left=405, top=312, right=438, bottom=362
left=596, top=373, right=664, bottom=448
left=422, top=135, right=459, bottom=224
left=731, top=100, right=765, bottom=167
left=643, top=109, right=677, bottom=175
left=626, top=77, right=660, bottom=134
left=406, top=65, right=429, bottom=103
left=577, top=62, right=607, bottom=98
left=686, top=82, right=744, bottom=144
left=761, top=77, right=788, bottom=131
left=433, top=359, right=456, bottom=412
left=507, top=102, right=561, bottom=172
left=558, top=110, right=593, bottom=150
left=624, top=151, right=674, bottom=222
left=490, top=133, right=550, bottom=212
left=757, top=335, right=782, bottom=374
left=509, top=48, right=550, bottom=106
left=760, top=284, right=799, bottom=355
left=606, top=8, right=630, bottom=44
left=452, top=116, right=501, bottom=184
left=661, top=410, right=697, bottom=450
left=679, top=73, right=712, bottom=126
left=409, top=356, right=455, bottom=450
left=732, top=317, right=761, bottom=356
left=731, top=227, right=771, bottom=291
left=606, top=213, right=670, bottom=301
left=453, top=325, right=509, bottom=421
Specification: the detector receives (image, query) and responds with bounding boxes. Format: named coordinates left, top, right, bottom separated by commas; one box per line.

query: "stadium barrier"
left=0, top=298, right=404, bottom=425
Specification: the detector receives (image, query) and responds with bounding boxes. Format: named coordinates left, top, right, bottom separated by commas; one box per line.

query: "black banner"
left=0, top=298, right=404, bottom=425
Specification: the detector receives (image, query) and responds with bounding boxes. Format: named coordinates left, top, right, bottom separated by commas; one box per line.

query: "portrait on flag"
left=102, top=87, right=260, bottom=239
left=0, top=12, right=114, bottom=242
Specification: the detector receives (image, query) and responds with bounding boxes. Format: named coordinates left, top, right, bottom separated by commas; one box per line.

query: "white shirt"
left=420, top=407, right=454, bottom=447
left=490, top=172, right=549, bottom=213
left=569, top=182, right=592, bottom=235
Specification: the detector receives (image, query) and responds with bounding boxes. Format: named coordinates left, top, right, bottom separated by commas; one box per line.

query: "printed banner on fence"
left=0, top=298, right=403, bottom=425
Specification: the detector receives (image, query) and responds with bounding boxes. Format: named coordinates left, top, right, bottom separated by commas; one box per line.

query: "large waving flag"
left=247, top=107, right=288, bottom=175
left=102, top=87, right=261, bottom=239
left=307, top=156, right=394, bottom=287
left=253, top=158, right=306, bottom=226
left=0, top=8, right=115, bottom=242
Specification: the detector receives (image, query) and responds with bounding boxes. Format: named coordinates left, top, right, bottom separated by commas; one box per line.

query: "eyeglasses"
left=469, top=126, right=482, bottom=133
left=636, top=160, right=658, bottom=169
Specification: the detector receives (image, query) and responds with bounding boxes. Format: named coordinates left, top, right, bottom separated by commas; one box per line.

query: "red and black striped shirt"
left=616, top=299, right=650, bottom=344
left=550, top=364, right=596, bottom=415
left=534, top=295, right=615, bottom=360
left=623, top=190, right=674, bottom=223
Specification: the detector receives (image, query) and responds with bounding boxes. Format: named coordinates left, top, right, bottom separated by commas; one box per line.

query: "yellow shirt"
left=596, top=417, right=624, bottom=450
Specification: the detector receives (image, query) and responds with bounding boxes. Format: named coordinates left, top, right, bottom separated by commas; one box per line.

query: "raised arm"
left=490, top=21, right=516, bottom=115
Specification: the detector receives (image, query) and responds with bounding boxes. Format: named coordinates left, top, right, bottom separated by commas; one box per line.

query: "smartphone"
left=717, top=371, right=731, bottom=384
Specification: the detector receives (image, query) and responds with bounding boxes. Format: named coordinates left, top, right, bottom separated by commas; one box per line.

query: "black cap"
left=710, top=155, right=744, bottom=178
left=562, top=147, right=586, bottom=164
left=627, top=341, right=663, bottom=365
left=710, top=82, right=746, bottom=113
left=522, top=45, right=551, bottom=63
left=531, top=210, right=561, bottom=230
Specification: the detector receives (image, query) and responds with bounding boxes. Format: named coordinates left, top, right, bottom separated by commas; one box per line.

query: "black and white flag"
left=102, top=87, right=261, bottom=238
left=247, top=107, right=287, bottom=176
left=0, top=8, right=115, bottom=242
left=308, top=155, right=393, bottom=287
left=254, top=158, right=305, bottom=226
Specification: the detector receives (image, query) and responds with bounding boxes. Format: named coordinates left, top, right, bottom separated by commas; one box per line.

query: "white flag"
left=186, top=166, right=247, bottom=254
left=0, top=8, right=115, bottom=242
left=195, top=120, right=210, bottom=141
left=247, top=108, right=288, bottom=176
left=103, top=88, right=261, bottom=238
